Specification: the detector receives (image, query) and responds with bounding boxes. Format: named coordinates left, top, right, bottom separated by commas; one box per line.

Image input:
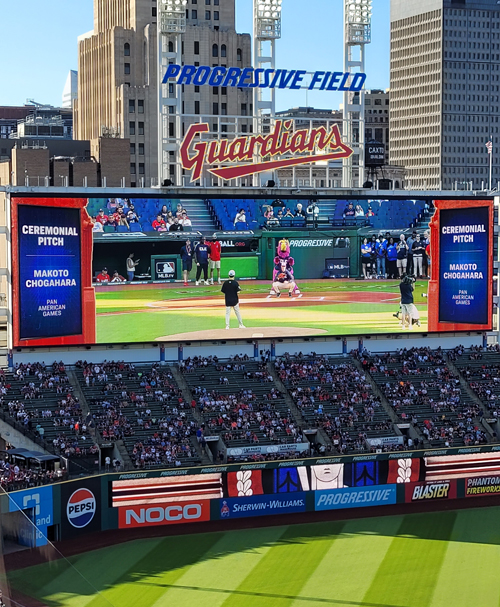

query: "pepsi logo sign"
left=67, top=488, right=96, bottom=528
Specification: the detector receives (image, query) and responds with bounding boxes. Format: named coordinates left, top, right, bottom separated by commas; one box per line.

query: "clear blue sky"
left=0, top=0, right=389, bottom=112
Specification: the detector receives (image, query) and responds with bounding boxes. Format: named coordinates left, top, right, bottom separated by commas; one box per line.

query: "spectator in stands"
left=160, top=205, right=169, bottom=221
left=180, top=239, right=193, bottom=286
left=406, top=231, right=416, bottom=275
left=92, top=218, right=103, bottom=233
left=355, top=204, right=365, bottom=218
left=179, top=210, right=192, bottom=229
left=343, top=202, right=355, bottom=218
left=209, top=235, right=222, bottom=285
left=283, top=207, right=294, bottom=218
left=107, top=198, right=118, bottom=211
left=412, top=233, right=426, bottom=278
left=127, top=205, right=140, bottom=224
left=396, top=235, right=409, bottom=277
left=361, top=238, right=372, bottom=279
left=366, top=205, right=375, bottom=218
left=234, top=209, right=246, bottom=225
left=165, top=210, right=175, bottom=227
left=295, top=203, right=307, bottom=218
left=96, top=209, right=109, bottom=225
left=175, top=203, right=185, bottom=219
left=307, top=200, right=320, bottom=228
left=195, top=236, right=210, bottom=285
left=169, top=217, right=184, bottom=232
left=386, top=237, right=398, bottom=279
left=152, top=214, right=168, bottom=232
left=96, top=268, right=110, bottom=283
left=111, top=271, right=126, bottom=283
left=264, top=207, right=279, bottom=227
left=126, top=253, right=140, bottom=281
left=116, top=208, right=129, bottom=229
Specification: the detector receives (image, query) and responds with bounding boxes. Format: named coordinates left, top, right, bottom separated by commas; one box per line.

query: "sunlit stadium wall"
left=3, top=449, right=500, bottom=549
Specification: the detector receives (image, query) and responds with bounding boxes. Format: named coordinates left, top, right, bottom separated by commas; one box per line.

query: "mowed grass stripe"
left=362, top=511, right=457, bottom=607
left=289, top=515, right=404, bottom=607
left=83, top=532, right=225, bottom=607
left=149, top=526, right=288, bottom=607
left=219, top=521, right=345, bottom=607
left=9, top=538, right=164, bottom=607
left=429, top=508, right=500, bottom=607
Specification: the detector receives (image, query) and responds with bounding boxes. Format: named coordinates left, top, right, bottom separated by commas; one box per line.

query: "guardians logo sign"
left=180, top=120, right=353, bottom=182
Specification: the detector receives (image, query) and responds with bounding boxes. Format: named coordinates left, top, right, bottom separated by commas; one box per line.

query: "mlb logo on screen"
left=156, top=261, right=175, bottom=278
left=161, top=262, right=174, bottom=273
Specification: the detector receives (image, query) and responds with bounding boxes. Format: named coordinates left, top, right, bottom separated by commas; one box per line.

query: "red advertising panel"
left=428, top=199, right=493, bottom=332
left=12, top=197, right=96, bottom=346
left=118, top=500, right=211, bottom=529
left=465, top=475, right=500, bottom=497
left=405, top=480, right=457, bottom=503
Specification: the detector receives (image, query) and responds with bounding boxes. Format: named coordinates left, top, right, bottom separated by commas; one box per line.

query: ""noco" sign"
left=118, top=501, right=210, bottom=528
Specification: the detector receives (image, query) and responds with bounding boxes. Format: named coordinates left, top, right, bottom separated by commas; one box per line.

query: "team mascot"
left=271, top=238, right=301, bottom=295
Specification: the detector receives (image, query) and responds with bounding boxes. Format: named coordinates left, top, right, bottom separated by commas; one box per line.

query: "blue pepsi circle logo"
left=67, top=488, right=96, bottom=528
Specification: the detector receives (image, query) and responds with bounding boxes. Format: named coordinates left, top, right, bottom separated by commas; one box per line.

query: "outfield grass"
left=8, top=506, right=500, bottom=607
left=95, top=280, right=429, bottom=342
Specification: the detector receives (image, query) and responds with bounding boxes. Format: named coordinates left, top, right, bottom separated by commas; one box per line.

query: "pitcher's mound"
left=155, top=326, right=328, bottom=342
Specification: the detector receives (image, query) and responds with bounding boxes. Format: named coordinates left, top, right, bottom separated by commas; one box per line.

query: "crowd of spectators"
left=357, top=347, right=488, bottom=447
left=0, top=457, right=67, bottom=491
left=275, top=354, right=392, bottom=454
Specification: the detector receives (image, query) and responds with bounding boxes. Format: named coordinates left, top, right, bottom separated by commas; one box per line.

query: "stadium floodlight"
left=159, top=0, right=188, bottom=33
left=255, top=0, right=282, bottom=39
left=345, top=0, right=372, bottom=44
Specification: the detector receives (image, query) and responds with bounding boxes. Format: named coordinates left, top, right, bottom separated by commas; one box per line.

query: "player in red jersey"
left=208, top=234, right=222, bottom=285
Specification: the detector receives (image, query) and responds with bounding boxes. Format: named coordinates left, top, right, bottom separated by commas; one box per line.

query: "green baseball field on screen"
left=9, top=506, right=500, bottom=607
left=94, top=279, right=429, bottom=343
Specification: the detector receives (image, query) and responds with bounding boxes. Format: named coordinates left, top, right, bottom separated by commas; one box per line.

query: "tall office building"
left=390, top=0, right=500, bottom=190
left=75, top=0, right=251, bottom=187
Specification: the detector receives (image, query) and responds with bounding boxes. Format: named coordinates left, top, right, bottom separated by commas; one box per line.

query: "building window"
left=213, top=87, right=219, bottom=95
left=124, top=43, right=130, bottom=56
left=130, top=143, right=136, bottom=155
left=212, top=43, right=218, bottom=57
left=192, top=9, right=197, bottom=18
left=124, top=63, right=131, bottom=74
left=129, top=99, right=135, bottom=113
left=194, top=41, right=200, bottom=54
left=241, top=103, right=247, bottom=116
left=214, top=11, right=219, bottom=19
left=169, top=122, right=174, bottom=137
left=139, top=163, right=145, bottom=175
left=195, top=100, right=200, bottom=113
left=214, top=0, right=219, bottom=4
left=213, top=102, right=219, bottom=114
left=221, top=103, right=227, bottom=115
left=130, top=163, right=136, bottom=175
left=206, top=0, right=210, bottom=3
left=138, top=100, right=144, bottom=113
left=221, top=44, right=226, bottom=57
left=205, top=10, right=210, bottom=19
left=241, top=124, right=247, bottom=133
left=139, top=143, right=144, bottom=155
left=152, top=6, right=157, bottom=16
left=221, top=87, right=227, bottom=95
left=194, top=85, right=200, bottom=92
left=129, top=121, right=135, bottom=135
left=192, top=0, right=197, bottom=3
left=138, top=122, right=144, bottom=135
left=168, top=41, right=174, bottom=52
left=237, top=48, right=242, bottom=61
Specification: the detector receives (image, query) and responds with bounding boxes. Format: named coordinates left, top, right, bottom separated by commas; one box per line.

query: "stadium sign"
left=180, top=120, right=353, bottom=182
left=119, top=501, right=211, bottom=528
left=405, top=481, right=457, bottom=503
left=163, top=64, right=366, bottom=92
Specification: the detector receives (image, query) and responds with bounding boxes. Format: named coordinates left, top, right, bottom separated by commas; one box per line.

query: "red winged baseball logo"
left=180, top=119, right=353, bottom=182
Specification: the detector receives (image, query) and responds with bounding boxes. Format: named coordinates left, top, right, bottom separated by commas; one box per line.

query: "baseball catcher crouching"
left=272, top=263, right=297, bottom=297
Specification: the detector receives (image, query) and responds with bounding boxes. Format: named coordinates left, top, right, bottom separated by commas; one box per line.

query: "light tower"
left=253, top=0, right=282, bottom=184
left=342, top=0, right=372, bottom=188
left=157, top=0, right=187, bottom=187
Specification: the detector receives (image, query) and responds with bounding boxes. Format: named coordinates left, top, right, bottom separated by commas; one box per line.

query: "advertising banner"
left=438, top=206, right=490, bottom=324
left=405, top=480, right=457, bottom=503
left=465, top=475, right=500, bottom=497
left=152, top=257, right=177, bottom=280
left=315, top=485, right=397, bottom=511
left=8, top=485, right=53, bottom=547
left=219, top=492, right=306, bottom=519
left=60, top=477, right=101, bottom=539
left=226, top=443, right=309, bottom=458
left=118, top=500, right=210, bottom=528
left=18, top=205, right=82, bottom=340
